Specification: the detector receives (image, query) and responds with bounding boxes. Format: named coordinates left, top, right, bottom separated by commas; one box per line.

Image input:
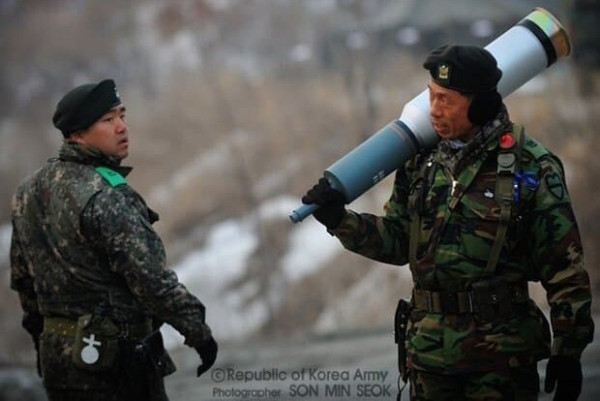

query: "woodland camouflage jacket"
left=331, top=123, right=594, bottom=374
left=10, top=142, right=210, bottom=359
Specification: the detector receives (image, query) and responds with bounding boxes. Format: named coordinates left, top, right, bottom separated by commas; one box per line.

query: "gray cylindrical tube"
left=290, top=7, right=570, bottom=223
left=324, top=121, right=421, bottom=202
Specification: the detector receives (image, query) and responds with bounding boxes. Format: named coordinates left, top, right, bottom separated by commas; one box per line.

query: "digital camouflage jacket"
left=10, top=141, right=210, bottom=389
left=331, top=120, right=594, bottom=374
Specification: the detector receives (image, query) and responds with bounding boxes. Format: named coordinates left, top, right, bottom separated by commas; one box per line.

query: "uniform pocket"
left=72, top=314, right=120, bottom=372
left=458, top=192, right=501, bottom=261
left=40, top=329, right=117, bottom=390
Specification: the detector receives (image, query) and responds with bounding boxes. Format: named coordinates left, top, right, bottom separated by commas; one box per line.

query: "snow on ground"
left=162, top=195, right=342, bottom=349
left=280, top=218, right=341, bottom=282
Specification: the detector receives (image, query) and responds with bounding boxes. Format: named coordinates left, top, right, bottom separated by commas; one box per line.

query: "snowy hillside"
left=2, top=0, right=598, bottom=369
left=160, top=195, right=344, bottom=348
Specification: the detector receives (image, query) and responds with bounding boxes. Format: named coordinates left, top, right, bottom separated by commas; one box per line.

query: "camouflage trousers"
left=46, top=389, right=119, bottom=401
left=43, top=372, right=168, bottom=401
left=40, top=331, right=169, bottom=401
left=45, top=382, right=168, bottom=401
left=409, top=365, right=539, bottom=401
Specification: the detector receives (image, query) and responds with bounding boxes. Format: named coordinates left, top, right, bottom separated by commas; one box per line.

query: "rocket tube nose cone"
left=519, top=7, right=571, bottom=66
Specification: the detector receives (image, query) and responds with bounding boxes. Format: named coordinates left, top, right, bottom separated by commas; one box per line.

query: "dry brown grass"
left=2, top=1, right=599, bottom=365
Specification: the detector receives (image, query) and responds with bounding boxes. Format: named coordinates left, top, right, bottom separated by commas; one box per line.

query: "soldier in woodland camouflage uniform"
left=303, top=45, right=594, bottom=400
left=10, top=79, right=218, bottom=401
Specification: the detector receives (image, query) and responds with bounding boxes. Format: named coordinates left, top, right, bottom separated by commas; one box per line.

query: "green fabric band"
left=95, top=166, right=127, bottom=187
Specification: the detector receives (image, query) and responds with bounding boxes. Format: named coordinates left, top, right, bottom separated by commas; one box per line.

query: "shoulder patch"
left=522, top=135, right=551, bottom=161
left=545, top=172, right=565, bottom=200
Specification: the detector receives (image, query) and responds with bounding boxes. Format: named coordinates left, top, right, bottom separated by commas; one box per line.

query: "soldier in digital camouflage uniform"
left=303, top=45, right=594, bottom=400
left=10, top=79, right=218, bottom=401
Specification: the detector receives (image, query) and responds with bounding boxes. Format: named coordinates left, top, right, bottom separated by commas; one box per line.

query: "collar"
left=436, top=105, right=511, bottom=176
left=58, top=140, right=133, bottom=177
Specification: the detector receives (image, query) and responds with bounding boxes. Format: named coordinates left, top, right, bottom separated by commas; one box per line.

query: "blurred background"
left=1, top=0, right=599, bottom=399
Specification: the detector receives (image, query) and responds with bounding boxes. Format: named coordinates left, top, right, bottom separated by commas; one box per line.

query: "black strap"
left=408, top=156, right=436, bottom=268
left=485, top=124, right=524, bottom=275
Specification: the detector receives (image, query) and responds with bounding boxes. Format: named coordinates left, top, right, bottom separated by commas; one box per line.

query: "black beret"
left=423, top=45, right=502, bottom=93
left=52, top=79, right=121, bottom=136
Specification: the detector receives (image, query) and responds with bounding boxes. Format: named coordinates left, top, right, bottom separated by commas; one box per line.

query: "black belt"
left=44, top=316, right=152, bottom=340
left=412, top=283, right=529, bottom=315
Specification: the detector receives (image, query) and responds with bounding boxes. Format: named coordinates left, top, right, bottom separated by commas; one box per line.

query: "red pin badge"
left=499, top=132, right=515, bottom=149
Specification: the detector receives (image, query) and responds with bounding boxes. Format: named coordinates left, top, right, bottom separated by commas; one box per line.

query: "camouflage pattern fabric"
left=409, top=364, right=539, bottom=401
left=331, top=110, right=594, bottom=374
left=45, top=388, right=120, bottom=401
left=10, top=141, right=211, bottom=392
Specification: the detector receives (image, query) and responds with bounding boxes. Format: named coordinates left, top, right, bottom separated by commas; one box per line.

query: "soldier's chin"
left=435, top=129, right=452, bottom=139
left=432, top=123, right=448, bottom=137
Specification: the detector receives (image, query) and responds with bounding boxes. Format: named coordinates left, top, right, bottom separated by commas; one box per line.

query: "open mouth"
left=432, top=123, right=445, bottom=132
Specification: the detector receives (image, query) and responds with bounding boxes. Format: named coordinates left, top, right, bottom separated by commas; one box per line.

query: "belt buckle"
left=440, top=291, right=459, bottom=314
left=467, top=291, right=475, bottom=313
left=119, top=321, right=129, bottom=338
left=426, top=291, right=434, bottom=312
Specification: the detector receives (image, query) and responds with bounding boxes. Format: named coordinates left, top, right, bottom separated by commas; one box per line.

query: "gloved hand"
left=34, top=336, right=42, bottom=377
left=302, top=178, right=346, bottom=229
left=23, top=313, right=44, bottom=377
left=196, top=336, right=218, bottom=377
left=544, top=355, right=582, bottom=401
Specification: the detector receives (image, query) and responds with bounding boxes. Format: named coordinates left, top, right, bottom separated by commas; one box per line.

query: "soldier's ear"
left=468, top=91, right=502, bottom=125
left=68, top=130, right=87, bottom=142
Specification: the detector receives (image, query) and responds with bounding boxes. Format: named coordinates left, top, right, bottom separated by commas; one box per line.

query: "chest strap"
left=485, top=124, right=524, bottom=276
left=408, top=156, right=437, bottom=268
left=408, top=126, right=525, bottom=277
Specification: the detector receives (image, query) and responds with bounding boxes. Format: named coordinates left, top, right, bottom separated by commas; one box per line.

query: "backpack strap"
left=95, top=166, right=127, bottom=187
left=484, top=124, right=524, bottom=276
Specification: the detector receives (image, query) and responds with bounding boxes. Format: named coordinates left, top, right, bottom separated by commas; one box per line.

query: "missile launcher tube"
left=290, top=8, right=570, bottom=223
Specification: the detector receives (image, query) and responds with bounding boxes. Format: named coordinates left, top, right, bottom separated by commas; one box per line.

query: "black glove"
left=23, top=313, right=44, bottom=377
left=302, top=178, right=346, bottom=229
left=544, top=355, right=582, bottom=401
left=33, top=336, right=42, bottom=377
left=196, top=336, right=218, bottom=377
